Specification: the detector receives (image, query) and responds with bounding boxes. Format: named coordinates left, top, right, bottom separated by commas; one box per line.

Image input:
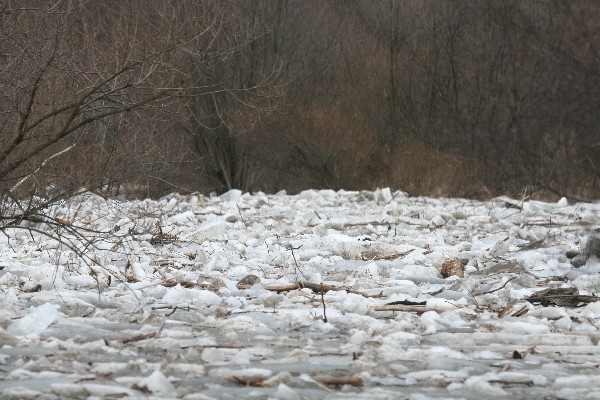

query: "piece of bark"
left=225, top=375, right=269, bottom=387
left=312, top=375, right=363, bottom=386
left=441, top=258, right=465, bottom=278
left=120, top=331, right=159, bottom=344
left=236, top=274, right=261, bottom=289
left=385, top=300, right=427, bottom=306
left=526, top=287, right=599, bottom=307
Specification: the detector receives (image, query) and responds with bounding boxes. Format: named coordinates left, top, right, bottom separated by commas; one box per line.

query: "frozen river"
left=0, top=189, right=599, bottom=399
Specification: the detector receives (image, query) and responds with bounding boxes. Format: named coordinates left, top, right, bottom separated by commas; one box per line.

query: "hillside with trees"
left=1, top=0, right=598, bottom=200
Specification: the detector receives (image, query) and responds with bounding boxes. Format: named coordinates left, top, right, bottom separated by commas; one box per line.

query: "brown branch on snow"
left=320, top=283, right=327, bottom=322
left=120, top=323, right=165, bottom=344
left=475, top=277, right=516, bottom=296
left=225, top=375, right=269, bottom=387
left=224, top=374, right=363, bottom=388
left=369, top=304, right=447, bottom=314
left=120, top=330, right=159, bottom=344
left=312, top=375, right=364, bottom=386
left=152, top=305, right=194, bottom=316
left=263, top=281, right=339, bottom=293
left=262, top=281, right=375, bottom=298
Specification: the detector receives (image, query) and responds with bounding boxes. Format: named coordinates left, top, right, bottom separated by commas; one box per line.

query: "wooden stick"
left=263, top=281, right=339, bottom=293
left=263, top=282, right=301, bottom=292
left=312, top=375, right=363, bottom=386
left=320, top=283, right=327, bottom=322
left=120, top=330, right=158, bottom=344
left=369, top=305, right=442, bottom=314
left=225, top=375, right=269, bottom=387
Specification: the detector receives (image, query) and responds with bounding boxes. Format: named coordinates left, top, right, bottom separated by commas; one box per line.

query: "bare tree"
left=0, top=0, right=284, bottom=259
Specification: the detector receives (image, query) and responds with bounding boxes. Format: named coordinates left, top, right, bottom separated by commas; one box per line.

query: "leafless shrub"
left=0, top=1, right=283, bottom=271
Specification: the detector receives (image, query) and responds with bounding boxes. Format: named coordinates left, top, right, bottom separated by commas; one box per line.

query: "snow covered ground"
left=0, top=188, right=599, bottom=399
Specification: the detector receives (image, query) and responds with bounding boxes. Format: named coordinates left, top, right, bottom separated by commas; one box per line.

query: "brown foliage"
left=1, top=0, right=599, bottom=200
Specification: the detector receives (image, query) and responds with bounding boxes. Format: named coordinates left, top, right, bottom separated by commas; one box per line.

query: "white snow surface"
left=0, top=188, right=599, bottom=399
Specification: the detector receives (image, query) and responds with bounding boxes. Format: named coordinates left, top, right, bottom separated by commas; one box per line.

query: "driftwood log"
left=526, top=287, right=599, bottom=307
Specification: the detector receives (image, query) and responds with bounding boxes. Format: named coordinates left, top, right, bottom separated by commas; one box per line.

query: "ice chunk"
left=352, top=262, right=380, bottom=279
left=220, top=189, right=242, bottom=201
left=376, top=187, right=393, bottom=204
left=181, top=220, right=227, bottom=243
left=554, top=375, right=597, bottom=388
left=318, top=189, right=337, bottom=200
left=430, top=215, right=446, bottom=227
left=462, top=376, right=507, bottom=396
left=496, top=320, right=551, bottom=335
left=384, top=331, right=420, bottom=345
left=51, top=383, right=137, bottom=398
left=529, top=307, right=568, bottom=320
left=0, top=387, right=43, bottom=399
left=554, top=316, right=573, bottom=330
left=136, top=370, right=176, bottom=396
left=275, top=383, right=301, bottom=400
left=169, top=210, right=196, bottom=225
left=580, top=301, right=600, bottom=319
left=7, top=303, right=60, bottom=336
left=162, top=285, right=221, bottom=306
left=340, top=293, right=370, bottom=315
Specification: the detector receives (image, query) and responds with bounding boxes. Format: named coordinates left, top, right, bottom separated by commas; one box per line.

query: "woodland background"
left=1, top=0, right=599, bottom=201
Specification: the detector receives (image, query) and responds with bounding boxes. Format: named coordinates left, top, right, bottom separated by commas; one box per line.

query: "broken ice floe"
left=0, top=189, right=598, bottom=398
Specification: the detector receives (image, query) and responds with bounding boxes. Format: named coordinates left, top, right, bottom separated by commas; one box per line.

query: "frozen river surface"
left=0, top=188, right=599, bottom=399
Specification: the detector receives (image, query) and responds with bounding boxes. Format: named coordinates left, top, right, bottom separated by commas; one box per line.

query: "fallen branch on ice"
left=263, top=281, right=339, bottom=293
left=312, top=375, right=364, bottom=386
left=369, top=304, right=447, bottom=314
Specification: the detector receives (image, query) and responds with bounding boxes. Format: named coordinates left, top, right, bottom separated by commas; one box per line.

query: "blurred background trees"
left=1, top=0, right=598, bottom=201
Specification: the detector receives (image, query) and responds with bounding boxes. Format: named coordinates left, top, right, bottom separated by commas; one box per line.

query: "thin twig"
left=475, top=277, right=516, bottom=296
left=369, top=304, right=458, bottom=314
left=288, top=245, right=309, bottom=281
left=320, top=283, right=327, bottom=323
left=236, top=203, right=247, bottom=227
